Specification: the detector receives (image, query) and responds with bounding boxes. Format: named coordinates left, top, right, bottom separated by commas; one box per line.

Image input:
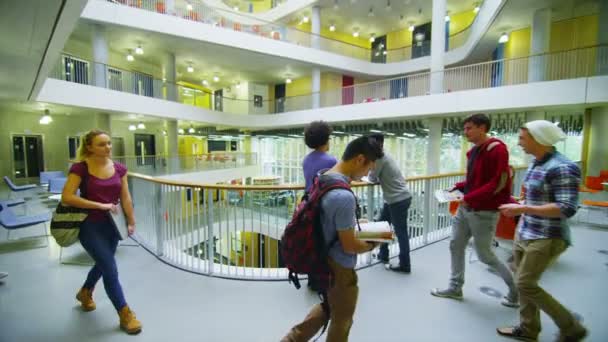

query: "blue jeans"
left=79, top=218, right=127, bottom=311
left=377, top=197, right=412, bottom=269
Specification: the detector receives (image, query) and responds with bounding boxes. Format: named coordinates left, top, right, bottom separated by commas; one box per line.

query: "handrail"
left=126, top=162, right=543, bottom=190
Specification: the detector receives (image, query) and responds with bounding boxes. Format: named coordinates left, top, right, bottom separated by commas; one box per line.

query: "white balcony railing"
left=49, top=45, right=608, bottom=116
left=128, top=163, right=559, bottom=280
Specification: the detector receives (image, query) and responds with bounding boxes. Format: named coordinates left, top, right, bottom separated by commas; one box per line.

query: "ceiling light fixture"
left=128, top=124, right=136, bottom=131
left=235, top=82, right=241, bottom=89
left=39, top=109, right=52, bottom=125
left=329, top=23, right=336, bottom=32
left=126, top=50, right=134, bottom=62
left=186, top=3, right=193, bottom=11
left=233, top=6, right=239, bottom=11
left=189, top=126, right=195, bottom=134
left=386, top=0, right=391, bottom=10
left=302, top=16, right=309, bottom=23
left=285, top=77, right=292, bottom=84
left=135, top=45, right=144, bottom=55
left=187, top=64, right=194, bottom=73
left=352, top=29, right=359, bottom=37
left=137, top=122, right=145, bottom=129
left=333, top=0, right=339, bottom=10
left=213, top=75, right=220, bottom=82
left=408, top=21, right=415, bottom=31
left=368, top=7, right=374, bottom=17
left=444, top=14, right=450, bottom=22
left=178, top=128, right=185, bottom=134
left=499, top=32, right=509, bottom=43
left=369, top=33, right=376, bottom=43
left=474, top=3, right=480, bottom=13
left=202, top=79, right=209, bottom=86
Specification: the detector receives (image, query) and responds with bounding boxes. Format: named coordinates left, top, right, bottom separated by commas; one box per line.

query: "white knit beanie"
left=524, top=120, right=567, bottom=146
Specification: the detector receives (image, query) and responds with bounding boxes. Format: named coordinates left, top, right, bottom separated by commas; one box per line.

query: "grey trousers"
left=448, top=206, right=516, bottom=293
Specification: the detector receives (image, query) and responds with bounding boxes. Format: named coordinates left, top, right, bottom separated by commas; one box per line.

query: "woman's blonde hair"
left=77, top=129, right=109, bottom=161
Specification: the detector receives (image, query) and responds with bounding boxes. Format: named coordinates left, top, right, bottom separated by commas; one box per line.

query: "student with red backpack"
left=281, top=136, right=384, bottom=342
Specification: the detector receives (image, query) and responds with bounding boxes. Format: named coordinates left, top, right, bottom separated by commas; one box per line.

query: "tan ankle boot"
left=75, top=288, right=96, bottom=312
left=119, top=306, right=142, bottom=335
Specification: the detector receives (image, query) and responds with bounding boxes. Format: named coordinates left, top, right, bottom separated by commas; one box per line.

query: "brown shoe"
left=75, top=287, right=96, bottom=312
left=119, top=306, right=142, bottom=335
left=497, top=326, right=537, bottom=341
left=556, top=322, right=588, bottom=342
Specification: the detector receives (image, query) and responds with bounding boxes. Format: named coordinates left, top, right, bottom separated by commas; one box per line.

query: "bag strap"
left=79, top=161, right=89, bottom=200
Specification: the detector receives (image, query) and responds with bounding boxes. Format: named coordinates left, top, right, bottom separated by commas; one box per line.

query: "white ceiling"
left=0, top=0, right=64, bottom=100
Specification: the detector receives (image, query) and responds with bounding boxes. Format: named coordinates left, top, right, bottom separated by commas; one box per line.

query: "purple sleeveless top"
left=69, top=161, right=127, bottom=222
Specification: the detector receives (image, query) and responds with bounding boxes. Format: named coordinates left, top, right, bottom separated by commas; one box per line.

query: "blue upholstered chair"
left=39, top=171, right=64, bottom=185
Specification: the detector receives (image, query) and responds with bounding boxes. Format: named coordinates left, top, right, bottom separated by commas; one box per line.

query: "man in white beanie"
left=497, top=120, right=587, bottom=341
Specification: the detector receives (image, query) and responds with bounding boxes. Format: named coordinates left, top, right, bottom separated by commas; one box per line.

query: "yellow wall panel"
left=505, top=28, right=531, bottom=59
left=450, top=10, right=476, bottom=34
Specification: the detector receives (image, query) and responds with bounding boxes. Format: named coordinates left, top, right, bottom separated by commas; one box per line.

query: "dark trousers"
left=378, top=197, right=412, bottom=269
left=79, top=218, right=127, bottom=311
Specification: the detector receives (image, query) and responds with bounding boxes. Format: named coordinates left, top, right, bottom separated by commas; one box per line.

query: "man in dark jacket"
left=431, top=113, right=518, bottom=308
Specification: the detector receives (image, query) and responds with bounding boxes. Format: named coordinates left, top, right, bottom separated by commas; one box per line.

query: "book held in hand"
left=434, top=189, right=464, bottom=203
left=356, top=221, right=394, bottom=242
left=107, top=203, right=129, bottom=240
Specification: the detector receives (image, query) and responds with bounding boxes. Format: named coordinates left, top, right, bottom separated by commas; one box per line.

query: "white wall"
left=248, top=82, right=270, bottom=115
left=81, top=0, right=504, bottom=77
left=38, top=76, right=608, bottom=130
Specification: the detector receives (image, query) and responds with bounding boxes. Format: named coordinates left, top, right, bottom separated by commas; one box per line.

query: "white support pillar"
left=165, top=53, right=177, bottom=102
left=588, top=106, right=608, bottom=176
left=95, top=113, right=112, bottom=135
left=598, top=0, right=608, bottom=75
left=528, top=8, right=551, bottom=82
left=166, top=119, right=179, bottom=172
left=430, top=0, right=446, bottom=94
left=311, top=6, right=321, bottom=49
left=91, top=24, right=108, bottom=88
left=426, top=117, right=443, bottom=175
left=312, top=68, right=321, bottom=109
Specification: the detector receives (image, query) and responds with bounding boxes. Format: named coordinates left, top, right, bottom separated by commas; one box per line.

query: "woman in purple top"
left=61, top=129, right=142, bottom=335
left=302, top=121, right=338, bottom=193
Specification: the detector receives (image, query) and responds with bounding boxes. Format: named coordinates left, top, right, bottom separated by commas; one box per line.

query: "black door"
left=134, top=134, right=156, bottom=166
left=25, top=136, right=43, bottom=178
left=412, top=23, right=432, bottom=58
left=214, top=90, right=223, bottom=111
left=12, top=136, right=26, bottom=178
left=274, top=83, right=285, bottom=113
left=371, top=35, right=387, bottom=63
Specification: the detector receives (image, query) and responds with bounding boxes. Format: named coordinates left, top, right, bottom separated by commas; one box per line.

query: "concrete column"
left=587, top=106, right=608, bottom=176
left=312, top=68, right=321, bottom=109
left=95, top=113, right=112, bottom=135
left=165, top=119, right=179, bottom=172
left=91, top=24, right=108, bottom=88
left=311, top=6, right=321, bottom=49
left=429, top=0, right=447, bottom=94
left=598, top=0, right=608, bottom=75
left=426, top=117, right=443, bottom=174
left=528, top=8, right=551, bottom=82
left=164, top=53, right=178, bottom=102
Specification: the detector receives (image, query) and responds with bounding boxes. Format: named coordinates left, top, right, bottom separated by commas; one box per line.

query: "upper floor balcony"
left=82, top=0, right=504, bottom=76
left=39, top=44, right=608, bottom=129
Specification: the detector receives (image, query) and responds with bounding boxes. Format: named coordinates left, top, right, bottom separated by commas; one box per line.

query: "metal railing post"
left=155, top=183, right=165, bottom=256
left=422, top=179, right=431, bottom=245
left=205, top=188, right=215, bottom=275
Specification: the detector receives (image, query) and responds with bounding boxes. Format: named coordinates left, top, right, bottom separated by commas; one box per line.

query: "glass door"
left=12, top=134, right=44, bottom=179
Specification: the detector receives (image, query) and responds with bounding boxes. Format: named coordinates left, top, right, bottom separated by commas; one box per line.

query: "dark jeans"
left=377, top=197, right=412, bottom=269
left=79, top=218, right=127, bottom=311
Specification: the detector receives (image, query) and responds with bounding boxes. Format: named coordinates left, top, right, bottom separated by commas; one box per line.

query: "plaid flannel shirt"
left=517, top=151, right=581, bottom=245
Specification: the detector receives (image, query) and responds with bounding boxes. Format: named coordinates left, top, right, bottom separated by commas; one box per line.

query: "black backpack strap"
left=288, top=271, right=301, bottom=290
left=312, top=291, right=330, bottom=342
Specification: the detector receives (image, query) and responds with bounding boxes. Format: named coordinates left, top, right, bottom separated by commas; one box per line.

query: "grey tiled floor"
left=1, top=190, right=607, bottom=341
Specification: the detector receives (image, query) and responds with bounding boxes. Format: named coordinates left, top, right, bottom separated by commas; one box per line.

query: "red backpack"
left=280, top=175, right=358, bottom=292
